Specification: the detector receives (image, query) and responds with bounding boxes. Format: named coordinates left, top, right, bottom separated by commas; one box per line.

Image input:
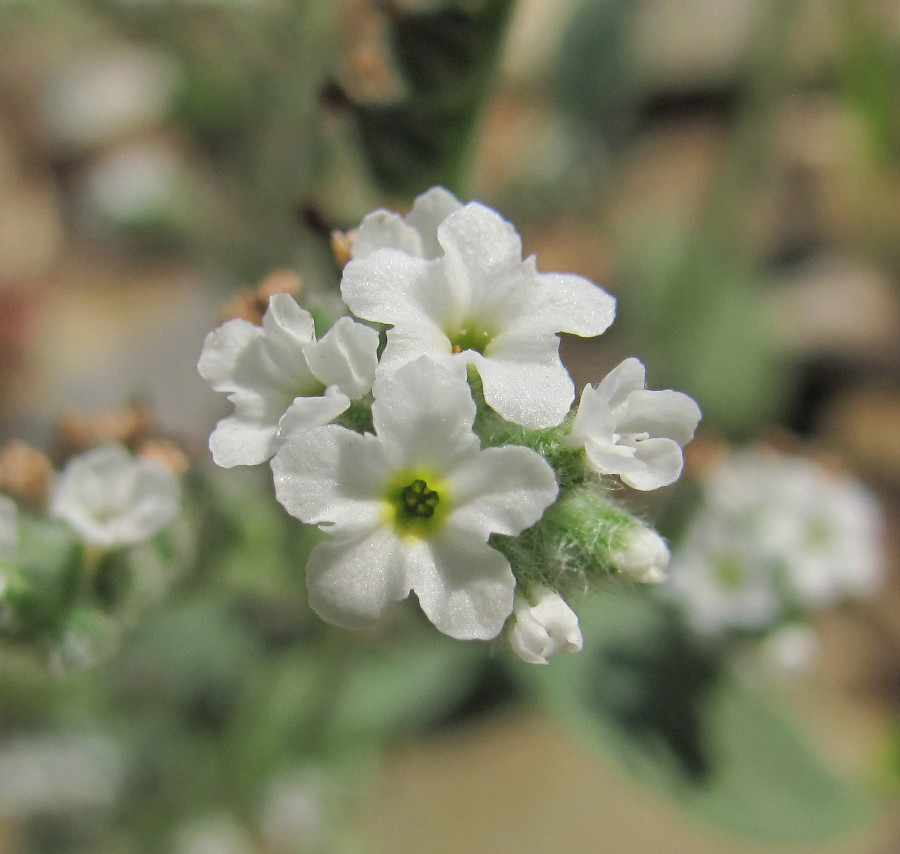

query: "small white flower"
left=569, top=358, right=701, bottom=490
left=702, top=450, right=884, bottom=607
left=341, top=201, right=616, bottom=430
left=271, top=357, right=559, bottom=640
left=664, top=518, right=781, bottom=636
left=351, top=185, right=462, bottom=260
left=611, top=525, right=670, bottom=583
left=198, top=293, right=379, bottom=467
left=508, top=586, right=583, bottom=664
left=51, top=444, right=179, bottom=547
left=664, top=449, right=885, bottom=635
left=0, top=495, right=17, bottom=557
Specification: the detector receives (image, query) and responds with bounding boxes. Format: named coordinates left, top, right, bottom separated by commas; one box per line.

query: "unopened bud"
left=508, top=586, right=583, bottom=665
left=612, top=526, right=670, bottom=583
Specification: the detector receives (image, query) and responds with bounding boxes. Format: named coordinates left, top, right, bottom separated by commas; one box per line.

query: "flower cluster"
left=199, top=188, right=701, bottom=662
left=664, top=448, right=884, bottom=654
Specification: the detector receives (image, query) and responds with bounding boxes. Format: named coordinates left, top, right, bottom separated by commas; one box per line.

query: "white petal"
left=528, top=271, right=616, bottom=337
left=210, top=413, right=279, bottom=468
left=624, top=437, right=686, bottom=490
left=352, top=210, right=424, bottom=259
left=378, top=323, right=456, bottom=375
left=271, top=425, right=387, bottom=530
left=448, top=446, right=558, bottom=539
left=404, top=186, right=462, bottom=258
left=306, top=527, right=409, bottom=629
left=407, top=529, right=516, bottom=640
left=471, top=342, right=574, bottom=429
left=303, top=317, right=379, bottom=398
left=276, top=386, right=351, bottom=442
left=582, top=439, right=639, bottom=477
left=370, top=358, right=479, bottom=470
left=594, top=357, right=647, bottom=409
left=264, top=293, right=316, bottom=344
left=341, top=251, right=444, bottom=328
left=568, top=383, right=618, bottom=446
left=197, top=319, right=261, bottom=392
left=260, top=294, right=318, bottom=380
left=437, top=203, right=523, bottom=290
left=618, top=389, right=702, bottom=446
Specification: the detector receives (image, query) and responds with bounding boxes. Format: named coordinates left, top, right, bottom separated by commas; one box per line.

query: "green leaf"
left=2, top=516, right=81, bottom=640
left=354, top=0, right=516, bottom=195
left=511, top=593, right=872, bottom=843
left=329, top=626, right=486, bottom=745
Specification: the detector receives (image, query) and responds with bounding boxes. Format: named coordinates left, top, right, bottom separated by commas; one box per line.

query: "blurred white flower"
left=665, top=449, right=885, bottom=636
left=761, top=623, right=820, bottom=674
left=352, top=185, right=462, bottom=260
left=508, top=586, right=583, bottom=664
left=664, top=516, right=781, bottom=636
left=271, top=358, right=558, bottom=640
left=260, top=769, right=327, bottom=854
left=198, top=293, right=379, bottom=467
left=569, top=358, right=701, bottom=490
left=0, top=732, right=125, bottom=817
left=173, top=814, right=254, bottom=854
left=341, top=201, right=616, bottom=429
left=51, top=444, right=179, bottom=547
left=611, top=525, right=671, bottom=583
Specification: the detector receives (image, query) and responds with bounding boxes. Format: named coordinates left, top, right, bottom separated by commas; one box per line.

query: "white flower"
left=569, top=358, right=701, bottom=490
left=610, top=525, right=670, bottom=583
left=663, top=448, right=885, bottom=636
left=341, top=201, right=616, bottom=430
left=51, top=444, right=180, bottom=547
left=0, top=495, right=17, bottom=557
left=351, top=185, right=462, bottom=260
left=271, top=357, right=559, bottom=640
left=198, top=293, right=379, bottom=467
left=508, top=586, right=583, bottom=664
left=702, top=450, right=884, bottom=607
left=664, top=517, right=781, bottom=636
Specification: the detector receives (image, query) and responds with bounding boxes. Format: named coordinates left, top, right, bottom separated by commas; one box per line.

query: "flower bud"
left=611, top=526, right=670, bottom=583
left=508, top=586, right=583, bottom=665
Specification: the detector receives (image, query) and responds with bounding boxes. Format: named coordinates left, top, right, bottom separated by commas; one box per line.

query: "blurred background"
left=2, top=0, right=900, bottom=851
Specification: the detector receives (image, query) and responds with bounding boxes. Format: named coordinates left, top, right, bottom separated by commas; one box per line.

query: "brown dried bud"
left=218, top=269, right=303, bottom=326
left=137, top=439, right=190, bottom=478
left=331, top=229, right=357, bottom=269
left=0, top=440, right=54, bottom=510
left=56, top=403, right=155, bottom=459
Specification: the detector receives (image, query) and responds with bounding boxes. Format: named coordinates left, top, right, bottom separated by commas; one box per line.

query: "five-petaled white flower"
left=341, top=201, right=616, bottom=430
left=271, top=357, right=559, bottom=640
left=351, top=186, right=462, bottom=260
left=568, top=357, right=701, bottom=490
left=508, top=586, right=583, bottom=664
left=51, top=444, right=180, bottom=547
left=198, top=293, right=380, bottom=467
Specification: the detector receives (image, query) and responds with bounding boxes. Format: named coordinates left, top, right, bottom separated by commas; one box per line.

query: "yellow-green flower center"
left=715, top=556, right=744, bottom=589
left=384, top=469, right=450, bottom=538
left=448, top=325, right=492, bottom=356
